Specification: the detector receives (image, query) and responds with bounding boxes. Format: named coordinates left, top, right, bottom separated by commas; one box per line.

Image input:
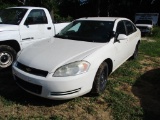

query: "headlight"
left=53, top=61, right=90, bottom=77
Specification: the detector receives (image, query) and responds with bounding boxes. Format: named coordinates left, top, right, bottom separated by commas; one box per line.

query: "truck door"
left=19, top=9, right=53, bottom=48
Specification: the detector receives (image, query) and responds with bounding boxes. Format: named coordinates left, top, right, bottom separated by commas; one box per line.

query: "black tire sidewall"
left=92, top=62, right=108, bottom=94
left=133, top=44, right=139, bottom=59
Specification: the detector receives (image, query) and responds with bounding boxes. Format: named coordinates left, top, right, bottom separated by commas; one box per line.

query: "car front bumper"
left=12, top=62, right=95, bottom=100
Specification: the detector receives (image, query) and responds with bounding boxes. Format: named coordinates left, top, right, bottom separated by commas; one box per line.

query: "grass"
left=0, top=34, right=160, bottom=119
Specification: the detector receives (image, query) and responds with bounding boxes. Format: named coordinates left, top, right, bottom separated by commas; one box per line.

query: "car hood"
left=0, top=24, right=19, bottom=31
left=17, top=38, right=106, bottom=72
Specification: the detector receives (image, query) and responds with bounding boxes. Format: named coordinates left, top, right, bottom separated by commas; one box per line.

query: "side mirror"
left=117, top=34, right=127, bottom=40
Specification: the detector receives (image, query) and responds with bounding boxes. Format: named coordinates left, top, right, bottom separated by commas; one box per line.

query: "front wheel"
left=91, top=62, right=109, bottom=95
left=0, top=45, right=16, bottom=70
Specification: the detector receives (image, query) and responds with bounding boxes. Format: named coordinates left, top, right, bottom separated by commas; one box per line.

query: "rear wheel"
left=130, top=44, right=139, bottom=60
left=0, top=45, right=16, bottom=70
left=91, top=62, right=108, bottom=95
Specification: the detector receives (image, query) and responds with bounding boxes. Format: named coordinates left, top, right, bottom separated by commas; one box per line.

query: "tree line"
left=0, top=0, right=159, bottom=23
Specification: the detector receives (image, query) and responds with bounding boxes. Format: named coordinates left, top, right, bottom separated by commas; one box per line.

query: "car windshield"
left=136, top=20, right=152, bottom=25
left=55, top=20, right=114, bottom=43
left=0, top=8, right=28, bottom=25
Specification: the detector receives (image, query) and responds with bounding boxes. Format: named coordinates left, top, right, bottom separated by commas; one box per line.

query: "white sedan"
left=12, top=17, right=141, bottom=100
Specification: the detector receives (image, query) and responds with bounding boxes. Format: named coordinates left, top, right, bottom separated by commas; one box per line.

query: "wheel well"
left=104, top=58, right=113, bottom=75
left=138, top=40, right=140, bottom=45
left=0, top=40, right=21, bottom=52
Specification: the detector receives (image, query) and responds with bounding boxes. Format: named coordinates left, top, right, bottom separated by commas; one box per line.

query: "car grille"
left=137, top=26, right=149, bottom=30
left=16, top=62, right=48, bottom=77
left=15, top=76, right=42, bottom=95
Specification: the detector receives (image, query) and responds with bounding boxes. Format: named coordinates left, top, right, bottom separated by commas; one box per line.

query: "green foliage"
left=0, top=0, right=73, bottom=23
left=0, top=2, right=16, bottom=9
left=54, top=15, right=73, bottom=23
left=105, top=88, right=143, bottom=120
left=0, top=96, right=15, bottom=106
left=140, top=40, right=160, bottom=57
left=49, top=115, right=64, bottom=120
left=152, top=26, right=160, bottom=38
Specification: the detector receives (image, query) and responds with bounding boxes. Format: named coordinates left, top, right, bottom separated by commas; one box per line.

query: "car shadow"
left=0, top=69, right=70, bottom=107
left=132, top=68, right=160, bottom=120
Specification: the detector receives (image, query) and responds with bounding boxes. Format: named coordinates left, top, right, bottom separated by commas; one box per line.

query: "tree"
left=0, top=0, right=159, bottom=23
left=17, top=0, right=26, bottom=5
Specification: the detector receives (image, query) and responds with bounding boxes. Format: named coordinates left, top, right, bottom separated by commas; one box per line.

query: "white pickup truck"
left=0, top=6, right=69, bottom=69
left=135, top=13, right=159, bottom=35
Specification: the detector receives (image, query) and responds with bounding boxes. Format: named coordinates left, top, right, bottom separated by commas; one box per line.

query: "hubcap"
left=0, top=52, right=13, bottom=68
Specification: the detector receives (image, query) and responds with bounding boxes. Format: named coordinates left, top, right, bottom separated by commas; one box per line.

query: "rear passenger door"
left=124, top=20, right=138, bottom=56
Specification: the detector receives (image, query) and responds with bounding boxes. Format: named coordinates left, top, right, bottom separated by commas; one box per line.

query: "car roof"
left=76, top=17, right=128, bottom=22
left=7, top=6, right=46, bottom=10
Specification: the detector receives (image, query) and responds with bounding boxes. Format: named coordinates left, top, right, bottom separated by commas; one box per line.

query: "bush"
left=152, top=26, right=160, bottom=38
left=0, top=2, right=16, bottom=9
left=54, top=14, right=73, bottom=23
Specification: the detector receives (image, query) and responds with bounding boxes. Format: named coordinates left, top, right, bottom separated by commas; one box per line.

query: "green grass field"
left=0, top=32, right=160, bottom=120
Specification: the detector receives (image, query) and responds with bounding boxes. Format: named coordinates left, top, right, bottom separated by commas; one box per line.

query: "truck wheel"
left=0, top=45, right=16, bottom=69
left=91, top=62, right=108, bottom=95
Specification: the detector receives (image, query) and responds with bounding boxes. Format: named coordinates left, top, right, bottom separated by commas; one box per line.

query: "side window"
left=116, top=21, right=126, bottom=35
left=25, top=9, right=48, bottom=25
left=124, top=20, right=134, bottom=35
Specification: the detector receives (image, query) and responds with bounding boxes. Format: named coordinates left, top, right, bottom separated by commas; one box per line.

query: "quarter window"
left=124, top=20, right=135, bottom=35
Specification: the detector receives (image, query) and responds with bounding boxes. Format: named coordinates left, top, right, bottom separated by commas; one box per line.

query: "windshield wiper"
left=54, top=35, right=68, bottom=39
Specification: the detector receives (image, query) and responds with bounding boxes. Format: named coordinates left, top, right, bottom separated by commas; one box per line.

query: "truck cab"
left=0, top=7, right=69, bottom=70
left=135, top=13, right=159, bottom=35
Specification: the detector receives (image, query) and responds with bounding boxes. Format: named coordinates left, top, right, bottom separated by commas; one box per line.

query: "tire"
left=0, top=45, right=16, bottom=70
left=130, top=44, right=139, bottom=60
left=91, top=62, right=109, bottom=95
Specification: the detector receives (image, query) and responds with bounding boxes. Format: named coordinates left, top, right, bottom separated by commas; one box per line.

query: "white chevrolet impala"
left=12, top=17, right=141, bottom=100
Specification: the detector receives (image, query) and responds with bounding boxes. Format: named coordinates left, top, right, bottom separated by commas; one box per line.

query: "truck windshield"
left=0, top=8, right=27, bottom=25
left=136, top=20, right=152, bottom=25
left=55, top=20, right=114, bottom=43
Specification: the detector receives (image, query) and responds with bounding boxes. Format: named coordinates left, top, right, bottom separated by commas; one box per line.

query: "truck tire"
left=0, top=45, right=16, bottom=70
left=91, top=62, right=108, bottom=95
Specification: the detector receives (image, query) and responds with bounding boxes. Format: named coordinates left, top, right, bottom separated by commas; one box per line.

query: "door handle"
left=47, top=27, right=51, bottom=30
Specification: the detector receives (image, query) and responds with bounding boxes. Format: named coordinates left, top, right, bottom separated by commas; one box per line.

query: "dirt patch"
left=139, top=55, right=160, bottom=73
left=141, top=37, right=155, bottom=42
